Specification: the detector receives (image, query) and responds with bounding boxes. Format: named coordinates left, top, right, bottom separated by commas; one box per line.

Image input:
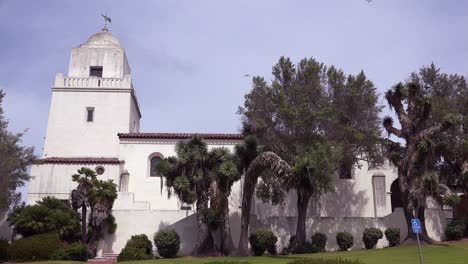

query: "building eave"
left=37, top=157, right=124, bottom=165
left=118, top=132, right=244, bottom=140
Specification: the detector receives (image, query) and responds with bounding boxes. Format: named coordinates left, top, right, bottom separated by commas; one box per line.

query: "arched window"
left=150, top=156, right=163, bottom=177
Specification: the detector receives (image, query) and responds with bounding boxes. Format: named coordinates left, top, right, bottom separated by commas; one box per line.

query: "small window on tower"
left=90, top=66, right=103, bottom=77
left=87, top=107, right=94, bottom=122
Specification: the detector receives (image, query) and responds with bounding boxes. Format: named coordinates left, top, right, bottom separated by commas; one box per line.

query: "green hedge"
left=311, top=233, right=327, bottom=252
left=248, top=230, right=278, bottom=256
left=446, top=219, right=466, bottom=241
left=384, top=228, right=400, bottom=247
left=0, top=240, right=8, bottom=262
left=362, top=228, right=383, bottom=249
left=8, top=233, right=64, bottom=261
left=288, top=258, right=363, bottom=264
left=154, top=229, right=180, bottom=258
left=336, top=232, right=353, bottom=251
left=50, top=242, right=87, bottom=261
left=118, top=234, right=153, bottom=261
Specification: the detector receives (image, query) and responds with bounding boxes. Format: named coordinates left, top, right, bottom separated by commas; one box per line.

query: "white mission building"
left=27, top=28, right=450, bottom=255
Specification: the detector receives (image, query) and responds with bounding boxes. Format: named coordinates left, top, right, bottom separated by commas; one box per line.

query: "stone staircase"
left=87, top=253, right=118, bottom=264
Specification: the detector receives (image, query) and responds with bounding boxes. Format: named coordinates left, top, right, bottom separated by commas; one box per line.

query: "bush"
left=248, top=230, right=278, bottom=256
left=311, top=233, right=327, bottom=251
left=154, top=229, right=180, bottom=258
left=384, top=228, right=400, bottom=247
left=118, top=234, right=153, bottom=261
left=336, top=232, right=353, bottom=251
left=50, top=242, right=87, bottom=261
left=362, top=228, right=383, bottom=249
left=288, top=258, right=364, bottom=264
left=445, top=219, right=466, bottom=241
left=0, top=240, right=8, bottom=262
left=118, top=246, right=152, bottom=262
left=206, top=261, right=251, bottom=264
left=8, top=233, right=64, bottom=261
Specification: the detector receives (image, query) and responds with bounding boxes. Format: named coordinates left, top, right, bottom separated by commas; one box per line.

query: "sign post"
left=411, top=218, right=424, bottom=264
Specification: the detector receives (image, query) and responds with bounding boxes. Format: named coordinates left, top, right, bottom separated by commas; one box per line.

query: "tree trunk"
left=220, top=204, right=236, bottom=255
left=234, top=170, right=257, bottom=256
left=192, top=189, right=216, bottom=256
left=81, top=205, right=87, bottom=244
left=291, top=189, right=311, bottom=253
left=235, top=152, right=291, bottom=256
left=401, top=192, right=433, bottom=244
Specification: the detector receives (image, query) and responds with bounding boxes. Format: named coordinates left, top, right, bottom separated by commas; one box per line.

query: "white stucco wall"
left=28, top=163, right=122, bottom=205
left=117, top=138, right=243, bottom=211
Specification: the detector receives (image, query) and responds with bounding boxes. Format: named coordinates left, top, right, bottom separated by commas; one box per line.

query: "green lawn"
left=21, top=242, right=468, bottom=264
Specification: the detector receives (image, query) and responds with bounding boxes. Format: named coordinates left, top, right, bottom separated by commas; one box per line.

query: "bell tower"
left=42, top=29, right=141, bottom=158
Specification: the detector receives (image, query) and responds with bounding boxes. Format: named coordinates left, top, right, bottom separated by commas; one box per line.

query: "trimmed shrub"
left=248, top=230, right=278, bottom=256
left=50, top=242, right=87, bottom=261
left=288, top=258, right=364, bottom=264
left=154, top=229, right=180, bottom=258
left=118, top=246, right=152, bottom=262
left=118, top=234, right=153, bottom=261
left=311, top=233, right=327, bottom=251
left=445, top=219, right=466, bottom=241
left=0, top=240, right=8, bottom=262
left=8, top=233, right=64, bottom=261
left=384, top=228, right=400, bottom=247
left=336, top=232, right=353, bottom=251
left=206, top=261, right=251, bottom=264
left=362, top=228, right=383, bottom=249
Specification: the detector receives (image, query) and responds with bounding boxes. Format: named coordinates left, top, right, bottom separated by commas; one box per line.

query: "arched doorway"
left=390, top=179, right=403, bottom=212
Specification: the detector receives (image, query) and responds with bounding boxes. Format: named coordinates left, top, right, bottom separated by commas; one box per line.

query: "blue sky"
left=1, top=0, right=468, bottom=158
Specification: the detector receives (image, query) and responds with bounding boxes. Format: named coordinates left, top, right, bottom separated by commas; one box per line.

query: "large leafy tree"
left=383, top=64, right=467, bottom=241
left=410, top=64, right=468, bottom=190
left=383, top=82, right=456, bottom=242
left=157, top=136, right=241, bottom=256
left=239, top=57, right=383, bottom=251
left=0, top=90, right=36, bottom=217
left=8, top=196, right=80, bottom=242
left=70, top=167, right=117, bottom=255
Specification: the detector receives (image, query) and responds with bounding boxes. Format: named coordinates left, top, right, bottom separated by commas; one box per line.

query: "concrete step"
left=87, top=257, right=117, bottom=264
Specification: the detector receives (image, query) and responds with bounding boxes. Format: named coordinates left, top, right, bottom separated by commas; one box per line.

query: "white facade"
left=27, top=29, right=449, bottom=255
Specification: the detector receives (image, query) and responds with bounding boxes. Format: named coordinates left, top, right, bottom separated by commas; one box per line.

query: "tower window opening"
left=90, top=66, right=103, bottom=77
left=87, top=107, right=94, bottom=122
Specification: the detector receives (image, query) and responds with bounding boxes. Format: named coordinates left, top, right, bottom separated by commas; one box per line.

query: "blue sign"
left=412, top=219, right=422, bottom=234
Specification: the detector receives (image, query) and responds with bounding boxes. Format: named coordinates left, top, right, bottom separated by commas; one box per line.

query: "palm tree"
left=157, top=136, right=216, bottom=255
left=234, top=136, right=293, bottom=256
left=70, top=168, right=118, bottom=255
left=289, top=143, right=336, bottom=252
left=383, top=82, right=456, bottom=242
left=87, top=179, right=118, bottom=253
left=208, top=147, right=241, bottom=255
left=71, top=167, right=95, bottom=243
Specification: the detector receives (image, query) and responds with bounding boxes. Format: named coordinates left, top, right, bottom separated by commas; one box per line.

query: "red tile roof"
left=38, top=157, right=123, bottom=165
left=118, top=132, right=244, bottom=140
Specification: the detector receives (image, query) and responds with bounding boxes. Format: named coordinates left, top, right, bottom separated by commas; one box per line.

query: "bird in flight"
left=243, top=74, right=250, bottom=77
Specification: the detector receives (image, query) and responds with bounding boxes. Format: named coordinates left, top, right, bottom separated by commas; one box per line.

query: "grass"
left=18, top=242, right=468, bottom=264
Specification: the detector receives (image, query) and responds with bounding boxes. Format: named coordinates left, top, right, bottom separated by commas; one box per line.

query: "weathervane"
left=101, top=13, right=112, bottom=32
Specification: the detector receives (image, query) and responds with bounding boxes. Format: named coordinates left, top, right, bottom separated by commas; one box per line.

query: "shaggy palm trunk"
left=235, top=169, right=257, bottom=256
left=235, top=151, right=291, bottom=256
left=401, top=190, right=433, bottom=243
left=192, top=190, right=215, bottom=256
left=220, top=197, right=236, bottom=255
left=291, top=189, right=312, bottom=252
left=81, top=205, right=87, bottom=243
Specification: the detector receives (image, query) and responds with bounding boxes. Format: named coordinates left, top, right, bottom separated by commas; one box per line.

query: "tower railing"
left=54, top=73, right=133, bottom=89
